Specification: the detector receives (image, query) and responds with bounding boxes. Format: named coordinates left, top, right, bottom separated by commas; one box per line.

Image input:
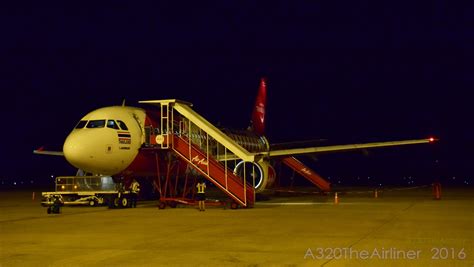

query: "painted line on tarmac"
left=256, top=202, right=372, bottom=206
left=0, top=208, right=113, bottom=223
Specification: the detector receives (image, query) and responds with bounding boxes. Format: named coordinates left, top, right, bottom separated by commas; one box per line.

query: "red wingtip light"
left=428, top=137, right=435, bottom=142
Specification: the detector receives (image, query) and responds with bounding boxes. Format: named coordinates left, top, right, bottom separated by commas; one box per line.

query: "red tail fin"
left=251, top=78, right=267, bottom=136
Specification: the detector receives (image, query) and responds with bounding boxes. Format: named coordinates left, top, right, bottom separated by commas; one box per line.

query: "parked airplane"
left=34, top=78, right=435, bottom=206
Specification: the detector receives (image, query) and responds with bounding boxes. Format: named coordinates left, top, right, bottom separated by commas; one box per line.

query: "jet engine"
left=233, top=159, right=276, bottom=193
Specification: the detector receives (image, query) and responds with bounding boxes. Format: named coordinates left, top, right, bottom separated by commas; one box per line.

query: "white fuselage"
left=63, top=106, right=146, bottom=175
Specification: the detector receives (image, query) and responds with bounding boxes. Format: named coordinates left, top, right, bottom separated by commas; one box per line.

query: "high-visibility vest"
left=196, top=182, right=206, bottom=193
left=130, top=182, right=140, bottom=193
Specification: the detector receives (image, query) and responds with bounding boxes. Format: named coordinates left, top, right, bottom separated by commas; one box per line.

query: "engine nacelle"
left=233, top=159, right=276, bottom=193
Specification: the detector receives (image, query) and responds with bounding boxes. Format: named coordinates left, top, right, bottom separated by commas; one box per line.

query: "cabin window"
left=117, top=120, right=129, bottom=130
left=86, top=120, right=106, bottom=128
left=75, top=120, right=87, bottom=129
left=107, top=120, right=120, bottom=130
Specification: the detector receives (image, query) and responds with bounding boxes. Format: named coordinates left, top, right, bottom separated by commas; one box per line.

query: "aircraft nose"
left=63, top=131, right=93, bottom=171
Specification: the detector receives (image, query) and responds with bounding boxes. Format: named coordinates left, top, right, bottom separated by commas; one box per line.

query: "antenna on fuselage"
left=122, top=99, right=126, bottom=107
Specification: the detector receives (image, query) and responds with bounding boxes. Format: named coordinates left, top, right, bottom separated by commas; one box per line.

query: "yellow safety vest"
left=197, top=182, right=206, bottom=193
left=130, top=182, right=140, bottom=193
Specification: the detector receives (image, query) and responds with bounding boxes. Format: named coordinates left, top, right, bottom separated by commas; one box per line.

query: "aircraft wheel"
left=120, top=197, right=129, bottom=208
left=47, top=207, right=52, bottom=214
left=89, top=200, right=96, bottom=207
left=113, top=197, right=121, bottom=208
left=52, top=206, right=60, bottom=214
left=158, top=201, right=166, bottom=209
left=168, top=201, right=177, bottom=208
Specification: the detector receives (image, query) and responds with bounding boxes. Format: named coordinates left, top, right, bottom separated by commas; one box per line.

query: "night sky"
left=1, top=3, right=473, bottom=187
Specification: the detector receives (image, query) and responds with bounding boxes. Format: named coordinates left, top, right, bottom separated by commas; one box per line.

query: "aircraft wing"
left=268, top=138, right=435, bottom=157
left=33, top=147, right=64, bottom=156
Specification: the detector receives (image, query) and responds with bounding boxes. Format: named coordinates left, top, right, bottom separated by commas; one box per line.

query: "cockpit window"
left=107, top=120, right=120, bottom=130
left=86, top=120, right=106, bottom=128
left=75, top=120, right=87, bottom=129
left=117, top=120, right=128, bottom=130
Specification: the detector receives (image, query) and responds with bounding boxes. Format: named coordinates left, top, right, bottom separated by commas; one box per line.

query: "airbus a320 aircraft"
left=35, top=78, right=435, bottom=207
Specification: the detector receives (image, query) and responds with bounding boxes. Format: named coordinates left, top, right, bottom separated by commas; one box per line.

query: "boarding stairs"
left=140, top=100, right=256, bottom=207
left=281, top=156, right=331, bottom=192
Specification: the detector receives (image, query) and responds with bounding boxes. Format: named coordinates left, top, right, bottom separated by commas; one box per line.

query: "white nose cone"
left=63, top=130, right=127, bottom=175
left=63, top=131, right=95, bottom=173
left=62, top=106, right=145, bottom=175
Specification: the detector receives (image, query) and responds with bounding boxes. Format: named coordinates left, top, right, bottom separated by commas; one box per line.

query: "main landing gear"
left=108, top=194, right=131, bottom=209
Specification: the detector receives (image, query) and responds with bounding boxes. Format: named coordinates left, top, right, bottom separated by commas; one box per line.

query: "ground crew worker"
left=196, top=179, right=206, bottom=211
left=47, top=195, right=63, bottom=214
left=129, top=179, right=140, bottom=208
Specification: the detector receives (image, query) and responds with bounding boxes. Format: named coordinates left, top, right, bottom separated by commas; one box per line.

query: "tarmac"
left=0, top=186, right=472, bottom=266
